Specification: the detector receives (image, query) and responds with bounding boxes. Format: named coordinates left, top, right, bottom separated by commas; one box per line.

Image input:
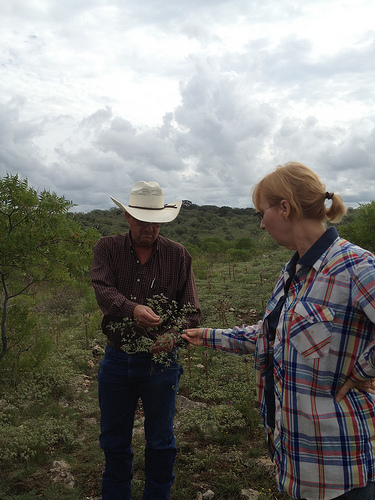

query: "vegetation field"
left=2, top=175, right=375, bottom=499
left=0, top=246, right=291, bottom=500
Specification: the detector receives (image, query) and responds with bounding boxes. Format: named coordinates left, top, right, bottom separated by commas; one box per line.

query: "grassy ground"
left=0, top=342, right=289, bottom=499
left=0, top=247, right=291, bottom=499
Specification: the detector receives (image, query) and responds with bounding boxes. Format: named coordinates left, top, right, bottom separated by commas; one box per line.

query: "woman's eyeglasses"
left=255, top=203, right=278, bottom=220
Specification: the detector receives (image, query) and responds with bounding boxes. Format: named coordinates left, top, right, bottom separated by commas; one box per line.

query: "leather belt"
left=107, top=339, right=138, bottom=354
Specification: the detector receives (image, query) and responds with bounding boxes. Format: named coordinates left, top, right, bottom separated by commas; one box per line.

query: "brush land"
left=1, top=198, right=372, bottom=500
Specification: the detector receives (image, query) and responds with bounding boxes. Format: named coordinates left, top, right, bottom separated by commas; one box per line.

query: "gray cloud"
left=0, top=0, right=374, bottom=212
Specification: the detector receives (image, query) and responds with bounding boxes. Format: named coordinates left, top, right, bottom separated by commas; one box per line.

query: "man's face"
left=125, top=212, right=161, bottom=248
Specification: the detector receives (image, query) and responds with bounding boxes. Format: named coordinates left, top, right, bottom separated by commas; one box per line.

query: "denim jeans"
left=334, top=481, right=375, bottom=499
left=98, top=345, right=183, bottom=500
left=300, top=482, right=375, bottom=500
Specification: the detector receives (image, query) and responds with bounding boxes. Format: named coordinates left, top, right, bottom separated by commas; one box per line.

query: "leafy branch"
left=109, top=294, right=197, bottom=366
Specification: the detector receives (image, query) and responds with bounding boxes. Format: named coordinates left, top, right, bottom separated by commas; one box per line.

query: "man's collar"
left=127, top=230, right=159, bottom=253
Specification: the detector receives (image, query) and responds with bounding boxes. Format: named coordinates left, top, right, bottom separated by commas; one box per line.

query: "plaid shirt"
left=91, top=232, right=201, bottom=339
left=202, top=227, right=375, bottom=500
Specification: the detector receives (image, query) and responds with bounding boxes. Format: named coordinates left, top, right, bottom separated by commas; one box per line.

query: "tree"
left=339, top=202, right=375, bottom=253
left=234, top=237, right=255, bottom=251
left=0, top=174, right=99, bottom=361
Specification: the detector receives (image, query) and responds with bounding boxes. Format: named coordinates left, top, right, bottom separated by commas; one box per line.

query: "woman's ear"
left=280, top=199, right=292, bottom=218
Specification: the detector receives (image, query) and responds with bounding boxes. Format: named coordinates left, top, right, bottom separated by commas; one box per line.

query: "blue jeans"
left=334, top=481, right=375, bottom=499
left=98, top=345, right=183, bottom=500
left=300, top=482, right=375, bottom=499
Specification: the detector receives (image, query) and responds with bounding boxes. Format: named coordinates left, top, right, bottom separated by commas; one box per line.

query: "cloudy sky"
left=1, top=0, right=374, bottom=212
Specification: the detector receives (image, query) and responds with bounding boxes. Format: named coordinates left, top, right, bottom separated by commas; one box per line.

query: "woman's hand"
left=336, top=378, right=375, bottom=402
left=182, top=328, right=204, bottom=346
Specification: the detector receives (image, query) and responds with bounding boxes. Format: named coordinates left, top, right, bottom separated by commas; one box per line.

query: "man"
left=91, top=181, right=201, bottom=500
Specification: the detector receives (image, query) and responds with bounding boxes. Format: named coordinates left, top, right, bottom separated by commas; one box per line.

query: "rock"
left=176, top=395, right=207, bottom=412
left=92, top=344, right=104, bottom=356
left=202, top=489, right=215, bottom=499
left=84, top=417, right=97, bottom=426
left=241, top=488, right=260, bottom=499
left=50, top=459, right=75, bottom=489
left=75, top=374, right=92, bottom=394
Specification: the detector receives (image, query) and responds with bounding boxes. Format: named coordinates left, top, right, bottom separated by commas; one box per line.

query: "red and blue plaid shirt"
left=202, top=227, right=375, bottom=500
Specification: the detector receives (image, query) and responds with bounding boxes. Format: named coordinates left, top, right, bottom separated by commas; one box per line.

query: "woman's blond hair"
left=252, top=162, right=347, bottom=223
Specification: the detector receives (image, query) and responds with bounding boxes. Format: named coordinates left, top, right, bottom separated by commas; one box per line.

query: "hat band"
left=128, top=204, right=178, bottom=211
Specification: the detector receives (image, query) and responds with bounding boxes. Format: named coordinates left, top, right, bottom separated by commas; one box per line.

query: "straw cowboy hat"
left=110, top=181, right=182, bottom=223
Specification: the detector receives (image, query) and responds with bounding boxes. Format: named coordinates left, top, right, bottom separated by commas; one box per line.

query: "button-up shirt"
left=91, top=232, right=201, bottom=339
left=202, top=227, right=375, bottom=500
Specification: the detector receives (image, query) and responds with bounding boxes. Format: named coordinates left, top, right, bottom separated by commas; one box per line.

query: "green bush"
left=227, top=248, right=254, bottom=262
left=339, top=201, right=375, bottom=252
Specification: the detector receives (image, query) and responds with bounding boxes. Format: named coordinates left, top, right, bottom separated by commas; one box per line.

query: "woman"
left=183, top=162, right=375, bottom=500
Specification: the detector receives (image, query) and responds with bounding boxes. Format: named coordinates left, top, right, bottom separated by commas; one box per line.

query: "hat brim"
left=110, top=196, right=182, bottom=223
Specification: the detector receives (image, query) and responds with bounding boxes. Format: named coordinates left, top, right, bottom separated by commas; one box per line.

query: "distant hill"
left=70, top=201, right=262, bottom=246
left=70, top=201, right=357, bottom=248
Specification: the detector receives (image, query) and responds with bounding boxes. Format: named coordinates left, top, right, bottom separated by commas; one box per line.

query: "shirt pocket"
left=148, top=280, right=175, bottom=301
left=289, top=301, right=334, bottom=359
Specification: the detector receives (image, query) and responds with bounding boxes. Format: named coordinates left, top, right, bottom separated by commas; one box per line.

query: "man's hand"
left=133, top=305, right=161, bottom=328
left=182, top=328, right=204, bottom=347
left=336, top=378, right=375, bottom=403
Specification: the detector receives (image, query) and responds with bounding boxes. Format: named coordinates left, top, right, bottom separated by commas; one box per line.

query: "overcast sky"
left=1, top=0, right=374, bottom=212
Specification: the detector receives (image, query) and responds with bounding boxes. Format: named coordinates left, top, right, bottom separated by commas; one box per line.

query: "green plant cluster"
left=0, top=363, right=80, bottom=464
left=109, top=294, right=197, bottom=366
left=339, top=201, right=375, bottom=253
